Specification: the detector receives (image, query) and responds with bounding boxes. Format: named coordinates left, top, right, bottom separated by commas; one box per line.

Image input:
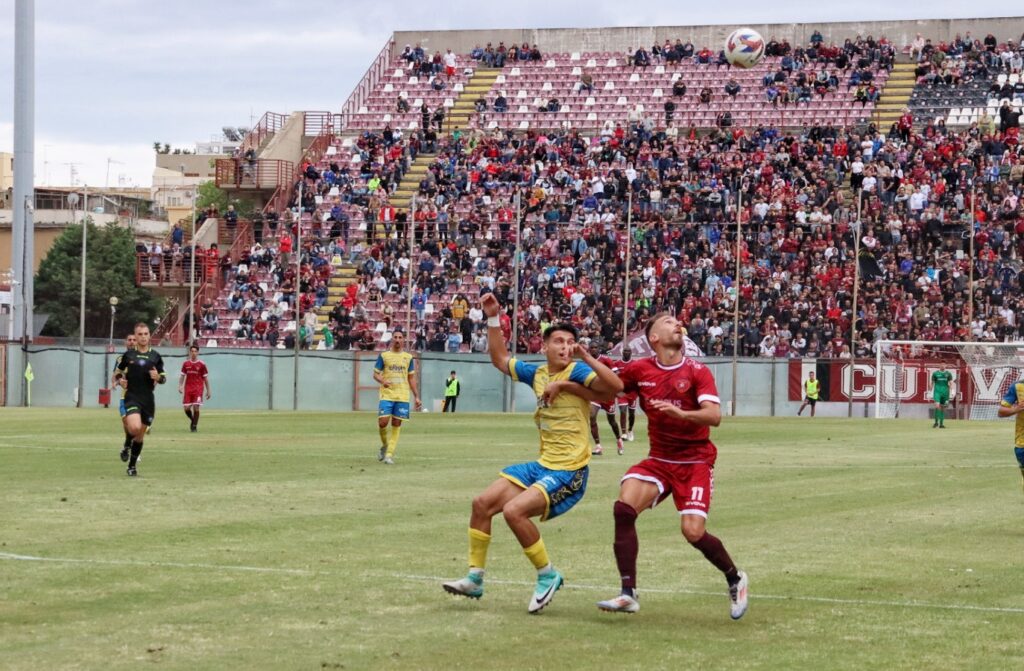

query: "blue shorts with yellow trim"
left=378, top=399, right=410, bottom=420
left=500, top=461, right=589, bottom=521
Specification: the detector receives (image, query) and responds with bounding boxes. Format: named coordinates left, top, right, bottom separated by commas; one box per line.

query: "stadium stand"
left=146, top=26, right=1024, bottom=356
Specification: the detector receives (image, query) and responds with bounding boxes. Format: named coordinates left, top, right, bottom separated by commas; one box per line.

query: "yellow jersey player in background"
left=442, top=293, right=622, bottom=613
left=997, top=377, right=1024, bottom=493
left=374, top=328, right=421, bottom=465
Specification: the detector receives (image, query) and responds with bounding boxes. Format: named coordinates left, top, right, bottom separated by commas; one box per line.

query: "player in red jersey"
left=589, top=352, right=624, bottom=455
left=597, top=313, right=748, bottom=619
left=178, top=345, right=211, bottom=432
left=615, top=346, right=638, bottom=442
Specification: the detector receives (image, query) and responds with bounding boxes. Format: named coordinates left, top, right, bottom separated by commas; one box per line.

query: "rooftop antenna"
left=106, top=158, right=124, bottom=188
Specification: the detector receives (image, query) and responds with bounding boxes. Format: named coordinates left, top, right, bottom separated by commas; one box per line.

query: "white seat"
left=375, top=321, right=387, bottom=332
left=382, top=113, right=392, bottom=123
left=1012, top=74, right=1021, bottom=84
left=585, top=96, right=596, bottom=106
left=572, top=66, right=582, bottom=75
left=341, top=137, right=353, bottom=148
left=517, top=105, right=529, bottom=113
left=328, top=186, right=339, bottom=196
left=510, top=67, right=521, bottom=76
left=315, top=340, right=326, bottom=350
left=561, top=104, right=571, bottom=113
left=997, top=74, right=1008, bottom=85
left=487, top=120, right=498, bottom=129
left=444, top=97, right=454, bottom=107
left=616, top=96, right=627, bottom=105
left=393, top=68, right=404, bottom=77
left=948, top=107, right=960, bottom=117
left=413, top=98, right=423, bottom=107
left=586, top=58, right=597, bottom=67
left=587, top=112, right=598, bottom=121
left=654, top=65, right=665, bottom=74
left=516, top=89, right=527, bottom=98
left=603, top=81, right=615, bottom=90
left=542, top=81, right=553, bottom=90
left=453, top=83, right=464, bottom=92
left=399, top=90, right=408, bottom=99
left=629, top=73, right=640, bottom=82
left=383, top=83, right=394, bottom=92
left=424, top=303, right=434, bottom=315
left=635, top=103, right=644, bottom=112
left=230, top=319, right=240, bottom=331
left=545, top=59, right=556, bottom=68
left=495, top=74, right=506, bottom=84
left=957, top=115, right=970, bottom=125
left=205, top=339, right=217, bottom=347
left=652, top=88, right=663, bottom=97
left=532, top=97, right=543, bottom=107
left=519, top=120, right=529, bottom=129
left=358, top=106, right=368, bottom=114
left=325, top=146, right=337, bottom=156
left=606, top=58, right=617, bottom=67
left=379, top=331, right=392, bottom=344
left=570, top=52, right=580, bottom=61
left=407, top=121, right=417, bottom=130
left=407, top=76, right=419, bottom=85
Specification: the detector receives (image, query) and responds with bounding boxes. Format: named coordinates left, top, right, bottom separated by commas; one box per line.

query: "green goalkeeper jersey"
left=932, top=370, right=953, bottom=394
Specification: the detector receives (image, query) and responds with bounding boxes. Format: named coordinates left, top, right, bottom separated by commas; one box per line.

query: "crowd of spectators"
left=194, top=30, right=1024, bottom=357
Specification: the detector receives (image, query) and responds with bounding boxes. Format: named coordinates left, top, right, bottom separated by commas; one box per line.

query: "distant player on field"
left=997, top=376, right=1024, bottom=493
left=616, top=346, right=638, bottom=442
left=115, top=323, right=166, bottom=476
left=113, top=332, right=137, bottom=462
left=797, top=371, right=819, bottom=417
left=597, top=312, right=748, bottom=619
left=931, top=364, right=953, bottom=429
left=374, top=328, right=421, bottom=465
left=178, top=345, right=211, bottom=432
left=442, top=293, right=622, bottom=613
left=589, top=350, right=624, bottom=455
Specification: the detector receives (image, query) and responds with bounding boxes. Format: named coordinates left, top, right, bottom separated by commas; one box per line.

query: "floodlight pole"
left=73, top=190, right=85, bottom=407
left=731, top=186, right=742, bottom=416
left=406, top=197, right=416, bottom=338
left=848, top=189, right=863, bottom=419
left=188, top=182, right=197, bottom=345
left=510, top=191, right=522, bottom=413
left=293, top=181, right=302, bottom=410
left=14, top=0, right=35, bottom=407
left=623, top=191, right=632, bottom=346
left=967, top=186, right=975, bottom=335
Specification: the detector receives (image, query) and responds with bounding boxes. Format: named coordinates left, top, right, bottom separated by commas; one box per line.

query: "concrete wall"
left=3, top=345, right=882, bottom=418
left=394, top=17, right=1024, bottom=58
left=259, top=112, right=305, bottom=165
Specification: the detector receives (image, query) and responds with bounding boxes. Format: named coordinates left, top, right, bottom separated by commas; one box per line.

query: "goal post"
left=874, top=340, right=1024, bottom=420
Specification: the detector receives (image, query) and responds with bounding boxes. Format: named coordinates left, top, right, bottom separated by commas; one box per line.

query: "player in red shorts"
left=615, top=346, right=639, bottom=442
left=589, top=352, right=624, bottom=455
left=597, top=312, right=748, bottom=619
left=178, top=344, right=211, bottom=432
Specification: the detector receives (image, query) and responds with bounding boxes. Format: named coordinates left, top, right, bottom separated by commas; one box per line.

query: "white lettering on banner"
left=841, top=362, right=880, bottom=400
left=969, top=367, right=1015, bottom=402
left=876, top=363, right=916, bottom=400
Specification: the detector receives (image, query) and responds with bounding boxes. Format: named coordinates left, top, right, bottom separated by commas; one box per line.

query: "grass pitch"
left=1, top=409, right=1022, bottom=670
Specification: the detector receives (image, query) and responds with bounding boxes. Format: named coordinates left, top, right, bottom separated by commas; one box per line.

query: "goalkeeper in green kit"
left=931, top=364, right=953, bottom=429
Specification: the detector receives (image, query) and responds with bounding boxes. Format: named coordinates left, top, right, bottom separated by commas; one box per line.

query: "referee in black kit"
left=113, top=322, right=166, bottom=476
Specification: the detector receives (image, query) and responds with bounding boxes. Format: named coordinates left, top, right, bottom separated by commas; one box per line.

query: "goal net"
left=874, top=340, right=1024, bottom=420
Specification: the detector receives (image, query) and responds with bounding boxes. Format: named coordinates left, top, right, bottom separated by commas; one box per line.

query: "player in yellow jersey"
left=373, top=328, right=421, bottom=465
left=442, top=293, right=622, bottom=613
left=997, top=377, right=1024, bottom=493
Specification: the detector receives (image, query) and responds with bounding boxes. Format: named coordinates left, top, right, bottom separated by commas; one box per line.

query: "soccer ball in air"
left=724, top=28, right=765, bottom=68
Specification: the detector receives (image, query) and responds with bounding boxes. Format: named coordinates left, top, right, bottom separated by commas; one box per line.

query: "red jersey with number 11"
left=619, top=356, right=721, bottom=464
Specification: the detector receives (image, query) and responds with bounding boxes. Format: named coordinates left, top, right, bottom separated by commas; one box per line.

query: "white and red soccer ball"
left=724, top=28, right=765, bottom=68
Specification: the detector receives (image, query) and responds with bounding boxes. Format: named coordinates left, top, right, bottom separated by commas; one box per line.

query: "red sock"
left=690, top=532, right=738, bottom=580
left=613, top=501, right=639, bottom=592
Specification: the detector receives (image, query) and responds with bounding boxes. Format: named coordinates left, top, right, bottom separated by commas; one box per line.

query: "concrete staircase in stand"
left=872, top=62, right=916, bottom=129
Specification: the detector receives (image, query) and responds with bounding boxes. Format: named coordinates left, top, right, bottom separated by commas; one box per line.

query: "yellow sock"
left=378, top=425, right=389, bottom=447
left=386, top=424, right=401, bottom=458
left=468, top=528, right=491, bottom=569
left=523, top=538, right=550, bottom=571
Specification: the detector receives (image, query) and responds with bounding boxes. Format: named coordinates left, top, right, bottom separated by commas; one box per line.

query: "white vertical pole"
left=188, top=183, right=197, bottom=345
left=623, top=191, right=632, bottom=344
left=849, top=189, right=863, bottom=418
left=510, top=192, right=522, bottom=413
left=293, top=181, right=302, bottom=410
left=874, top=339, right=883, bottom=418
left=14, top=0, right=35, bottom=407
left=731, top=187, right=742, bottom=416
left=76, top=189, right=86, bottom=407
left=406, top=198, right=416, bottom=338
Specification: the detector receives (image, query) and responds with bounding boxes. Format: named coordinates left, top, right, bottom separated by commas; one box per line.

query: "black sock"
left=185, top=408, right=194, bottom=421
left=128, top=441, right=143, bottom=468
left=191, top=408, right=199, bottom=426
left=123, top=432, right=132, bottom=449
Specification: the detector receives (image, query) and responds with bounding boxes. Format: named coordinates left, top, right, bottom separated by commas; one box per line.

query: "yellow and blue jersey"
left=1001, top=380, right=1024, bottom=447
left=509, top=357, right=597, bottom=471
left=375, top=351, right=415, bottom=403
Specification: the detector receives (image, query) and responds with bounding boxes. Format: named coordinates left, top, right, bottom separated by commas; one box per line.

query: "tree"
left=34, top=220, right=165, bottom=338
left=195, top=181, right=258, bottom=218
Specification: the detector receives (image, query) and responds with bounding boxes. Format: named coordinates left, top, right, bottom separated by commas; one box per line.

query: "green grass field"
left=1, top=408, right=1022, bottom=670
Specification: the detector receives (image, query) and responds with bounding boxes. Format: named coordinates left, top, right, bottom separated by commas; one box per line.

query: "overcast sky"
left=1, top=1, right=1021, bottom=189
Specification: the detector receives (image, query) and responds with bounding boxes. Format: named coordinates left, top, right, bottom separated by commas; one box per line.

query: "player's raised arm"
left=482, top=293, right=512, bottom=376
left=573, top=343, right=623, bottom=400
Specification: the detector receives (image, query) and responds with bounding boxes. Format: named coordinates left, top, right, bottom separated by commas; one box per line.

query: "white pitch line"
left=0, top=552, right=313, bottom=575
left=392, top=572, right=1024, bottom=615
left=3, top=552, right=1021, bottom=615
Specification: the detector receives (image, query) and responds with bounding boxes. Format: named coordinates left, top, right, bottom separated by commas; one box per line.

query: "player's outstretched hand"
left=541, top=381, right=566, bottom=406
left=649, top=399, right=688, bottom=421
left=481, top=293, right=500, bottom=318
